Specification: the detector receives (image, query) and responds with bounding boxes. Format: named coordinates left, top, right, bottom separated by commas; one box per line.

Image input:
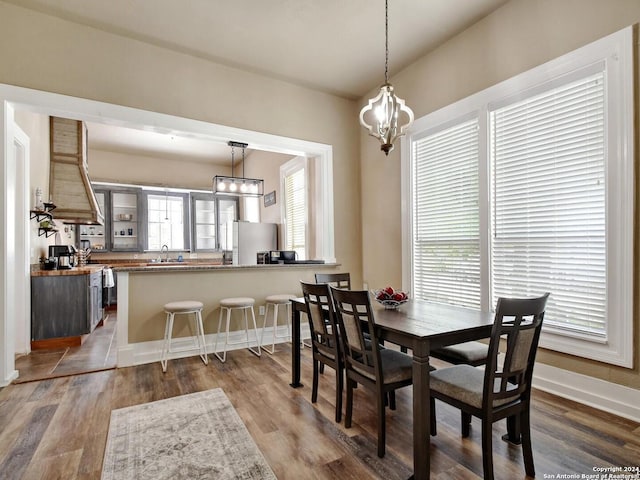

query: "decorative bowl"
left=372, top=287, right=409, bottom=309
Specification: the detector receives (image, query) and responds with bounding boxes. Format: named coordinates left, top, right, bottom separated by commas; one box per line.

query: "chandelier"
left=213, top=141, right=264, bottom=197
left=359, top=0, right=414, bottom=155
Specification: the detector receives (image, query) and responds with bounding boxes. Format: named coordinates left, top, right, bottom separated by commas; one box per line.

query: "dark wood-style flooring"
left=13, top=312, right=117, bottom=384
left=0, top=343, right=638, bottom=479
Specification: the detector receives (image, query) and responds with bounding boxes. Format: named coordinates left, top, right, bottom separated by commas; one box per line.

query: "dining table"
left=290, top=297, right=495, bottom=480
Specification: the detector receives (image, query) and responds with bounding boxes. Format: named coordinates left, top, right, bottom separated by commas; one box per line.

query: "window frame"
left=280, top=156, right=308, bottom=260
left=143, top=189, right=191, bottom=252
left=401, top=26, right=634, bottom=367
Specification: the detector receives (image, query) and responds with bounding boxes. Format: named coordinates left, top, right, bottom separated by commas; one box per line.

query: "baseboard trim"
left=1, top=369, right=19, bottom=387
left=532, top=362, right=640, bottom=422
left=120, top=324, right=311, bottom=368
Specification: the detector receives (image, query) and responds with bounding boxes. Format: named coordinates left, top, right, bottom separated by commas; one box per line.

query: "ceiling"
left=12, top=0, right=510, bottom=162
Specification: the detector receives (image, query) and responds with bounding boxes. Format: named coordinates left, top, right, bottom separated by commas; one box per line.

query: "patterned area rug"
left=101, top=388, right=276, bottom=480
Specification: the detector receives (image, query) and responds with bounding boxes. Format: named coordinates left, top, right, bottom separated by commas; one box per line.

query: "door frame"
left=0, top=83, right=334, bottom=385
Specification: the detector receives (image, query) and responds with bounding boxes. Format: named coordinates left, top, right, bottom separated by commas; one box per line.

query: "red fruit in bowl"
left=400, top=292, right=408, bottom=300
left=384, top=286, right=395, bottom=295
left=376, top=291, right=387, bottom=300
left=393, top=292, right=404, bottom=301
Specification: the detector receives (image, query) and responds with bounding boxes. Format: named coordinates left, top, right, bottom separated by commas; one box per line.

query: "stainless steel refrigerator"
left=231, top=222, right=278, bottom=265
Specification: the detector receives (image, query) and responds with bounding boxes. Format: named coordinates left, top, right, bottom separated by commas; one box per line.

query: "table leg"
left=411, top=347, right=431, bottom=480
left=290, top=303, right=303, bottom=388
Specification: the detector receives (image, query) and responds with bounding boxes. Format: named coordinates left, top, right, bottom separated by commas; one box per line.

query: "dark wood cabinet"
left=31, top=272, right=103, bottom=341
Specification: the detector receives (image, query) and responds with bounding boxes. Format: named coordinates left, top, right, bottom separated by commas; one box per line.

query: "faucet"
left=161, top=244, right=169, bottom=262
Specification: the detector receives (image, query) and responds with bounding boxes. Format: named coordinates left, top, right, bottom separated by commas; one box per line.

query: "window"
left=146, top=192, right=189, bottom=251
left=412, top=118, right=480, bottom=309
left=490, top=72, right=606, bottom=338
left=281, top=157, right=307, bottom=260
left=403, top=27, right=633, bottom=367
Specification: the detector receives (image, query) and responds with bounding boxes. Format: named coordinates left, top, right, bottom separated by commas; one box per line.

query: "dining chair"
left=307, top=272, right=350, bottom=350
left=314, top=272, right=351, bottom=289
left=330, top=286, right=431, bottom=458
left=429, top=292, right=549, bottom=480
left=300, top=281, right=343, bottom=422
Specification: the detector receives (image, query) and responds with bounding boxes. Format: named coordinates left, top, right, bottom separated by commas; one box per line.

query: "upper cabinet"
left=191, top=193, right=217, bottom=251
left=78, top=186, right=142, bottom=252
left=78, top=190, right=108, bottom=251
left=49, top=117, right=104, bottom=225
left=111, top=189, right=142, bottom=251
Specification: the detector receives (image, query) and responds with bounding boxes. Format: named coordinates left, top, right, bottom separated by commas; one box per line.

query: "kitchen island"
left=113, top=262, right=340, bottom=367
left=31, top=264, right=106, bottom=348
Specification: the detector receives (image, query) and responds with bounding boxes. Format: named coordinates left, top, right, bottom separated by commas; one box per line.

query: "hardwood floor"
left=0, top=344, right=638, bottom=479
left=13, top=313, right=117, bottom=384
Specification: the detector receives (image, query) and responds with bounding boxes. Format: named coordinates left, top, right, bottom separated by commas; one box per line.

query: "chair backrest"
left=300, top=281, right=340, bottom=362
left=330, top=287, right=382, bottom=384
left=484, top=293, right=550, bottom=410
left=315, top=272, right=351, bottom=290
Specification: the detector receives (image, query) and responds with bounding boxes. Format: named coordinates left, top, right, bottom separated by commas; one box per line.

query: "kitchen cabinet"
left=31, top=271, right=103, bottom=341
left=190, top=194, right=239, bottom=252
left=191, top=193, right=217, bottom=251
left=78, top=189, right=108, bottom=251
left=111, top=189, right=142, bottom=251
left=77, top=186, right=142, bottom=252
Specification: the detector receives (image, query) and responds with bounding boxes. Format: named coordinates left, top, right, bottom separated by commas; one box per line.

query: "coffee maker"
left=49, top=245, right=77, bottom=269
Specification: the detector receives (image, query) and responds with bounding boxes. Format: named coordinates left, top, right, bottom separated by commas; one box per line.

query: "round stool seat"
left=160, top=300, right=207, bottom=373
left=265, top=294, right=296, bottom=304
left=220, top=297, right=255, bottom=308
left=164, top=300, right=204, bottom=312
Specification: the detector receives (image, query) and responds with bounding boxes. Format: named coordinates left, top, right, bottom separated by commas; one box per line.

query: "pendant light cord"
left=242, top=145, right=246, bottom=179
left=384, top=0, right=389, bottom=84
left=230, top=144, right=235, bottom=177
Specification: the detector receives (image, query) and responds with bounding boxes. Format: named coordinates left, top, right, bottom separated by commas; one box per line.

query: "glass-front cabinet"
left=78, top=189, right=108, bottom=251
left=111, top=189, right=141, bottom=251
left=191, top=193, right=217, bottom=251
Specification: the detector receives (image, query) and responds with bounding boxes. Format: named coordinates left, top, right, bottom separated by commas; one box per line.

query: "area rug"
left=101, top=388, right=276, bottom=480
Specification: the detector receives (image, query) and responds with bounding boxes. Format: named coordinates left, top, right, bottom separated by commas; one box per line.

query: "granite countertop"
left=31, top=264, right=107, bottom=277
left=114, top=262, right=338, bottom=273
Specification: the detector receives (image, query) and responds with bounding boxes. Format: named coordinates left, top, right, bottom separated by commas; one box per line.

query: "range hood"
left=49, top=117, right=104, bottom=225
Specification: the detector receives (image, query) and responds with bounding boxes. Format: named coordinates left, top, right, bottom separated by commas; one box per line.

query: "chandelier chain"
left=384, top=0, right=389, bottom=83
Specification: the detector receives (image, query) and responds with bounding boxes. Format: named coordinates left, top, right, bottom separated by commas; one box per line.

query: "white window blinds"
left=490, top=72, right=606, bottom=337
left=284, top=167, right=306, bottom=260
left=412, top=119, right=481, bottom=309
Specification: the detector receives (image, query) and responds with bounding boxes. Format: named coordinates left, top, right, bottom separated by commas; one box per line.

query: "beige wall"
left=127, top=265, right=338, bottom=343
left=0, top=1, right=363, bottom=285
left=13, top=109, right=78, bottom=263
left=361, top=0, right=640, bottom=388
left=243, top=150, right=293, bottom=226
left=89, top=149, right=232, bottom=191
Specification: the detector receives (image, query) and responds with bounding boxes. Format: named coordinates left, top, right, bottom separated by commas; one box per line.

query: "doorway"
left=0, top=83, right=335, bottom=386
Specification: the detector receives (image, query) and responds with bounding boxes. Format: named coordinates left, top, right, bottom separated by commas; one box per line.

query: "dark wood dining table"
left=290, top=297, right=495, bottom=480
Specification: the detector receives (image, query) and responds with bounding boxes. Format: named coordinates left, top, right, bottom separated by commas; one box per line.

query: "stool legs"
left=214, top=305, right=261, bottom=362
left=161, top=308, right=208, bottom=373
left=246, top=306, right=261, bottom=357
left=195, top=309, right=208, bottom=366
left=161, top=311, right=175, bottom=373
left=261, top=302, right=293, bottom=355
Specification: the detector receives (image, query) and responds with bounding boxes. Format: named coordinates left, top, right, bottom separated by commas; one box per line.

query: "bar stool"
left=214, top=297, right=261, bottom=362
left=260, top=294, right=297, bottom=354
left=161, top=300, right=208, bottom=373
